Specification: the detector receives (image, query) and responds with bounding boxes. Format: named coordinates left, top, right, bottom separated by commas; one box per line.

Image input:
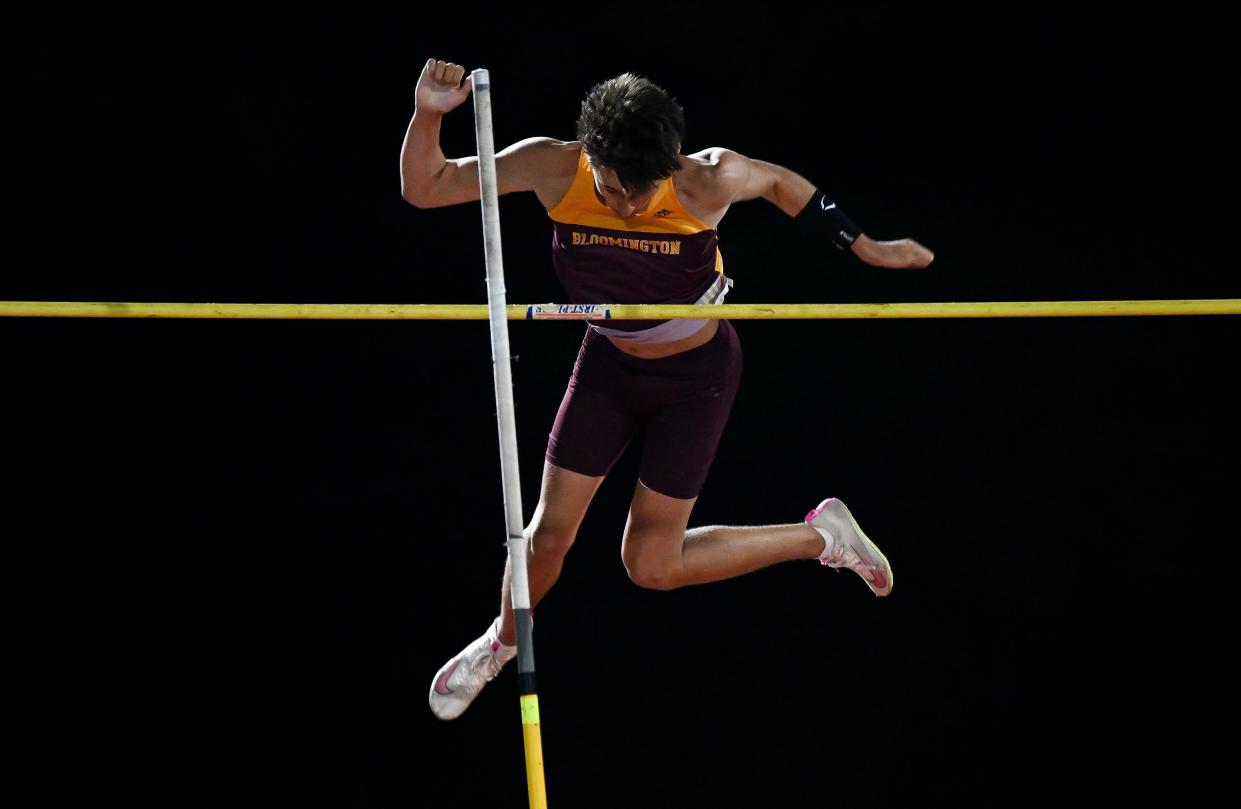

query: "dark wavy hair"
left=576, top=73, right=686, bottom=191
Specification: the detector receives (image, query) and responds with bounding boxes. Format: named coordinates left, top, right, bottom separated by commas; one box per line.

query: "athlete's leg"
left=428, top=465, right=609, bottom=720
left=428, top=326, right=638, bottom=719
left=495, top=460, right=603, bottom=645
left=620, top=481, right=823, bottom=590
left=621, top=319, right=890, bottom=594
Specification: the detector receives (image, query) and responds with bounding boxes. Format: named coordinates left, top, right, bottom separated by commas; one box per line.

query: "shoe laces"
left=820, top=537, right=865, bottom=574
left=470, top=640, right=509, bottom=682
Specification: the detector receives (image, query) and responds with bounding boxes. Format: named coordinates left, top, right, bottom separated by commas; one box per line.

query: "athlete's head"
left=577, top=72, right=685, bottom=217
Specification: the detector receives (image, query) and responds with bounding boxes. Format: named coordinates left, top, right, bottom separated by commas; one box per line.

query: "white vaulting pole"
left=471, top=68, right=547, bottom=809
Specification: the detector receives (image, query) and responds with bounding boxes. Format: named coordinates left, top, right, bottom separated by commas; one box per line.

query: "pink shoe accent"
left=490, top=641, right=500, bottom=653
left=434, top=659, right=461, bottom=696
left=805, top=498, right=836, bottom=523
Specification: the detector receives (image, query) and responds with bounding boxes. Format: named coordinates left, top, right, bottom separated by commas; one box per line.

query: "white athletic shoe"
left=805, top=498, right=894, bottom=597
left=428, top=617, right=517, bottom=720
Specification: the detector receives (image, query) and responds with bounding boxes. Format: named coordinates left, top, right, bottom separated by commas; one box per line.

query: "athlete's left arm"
left=706, top=148, right=934, bottom=269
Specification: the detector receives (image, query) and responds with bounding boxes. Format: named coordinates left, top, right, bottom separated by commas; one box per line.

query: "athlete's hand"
left=415, top=59, right=473, bottom=114
left=851, top=235, right=935, bottom=269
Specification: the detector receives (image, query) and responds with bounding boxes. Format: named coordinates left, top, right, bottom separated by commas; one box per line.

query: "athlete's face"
left=590, top=165, right=658, bottom=219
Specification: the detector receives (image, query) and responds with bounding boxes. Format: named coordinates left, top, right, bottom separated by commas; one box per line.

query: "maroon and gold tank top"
left=547, top=147, right=732, bottom=341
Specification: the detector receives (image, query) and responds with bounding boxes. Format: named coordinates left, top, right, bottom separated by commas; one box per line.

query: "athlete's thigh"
left=528, top=460, right=606, bottom=546
left=545, top=331, right=640, bottom=481
left=620, top=479, right=697, bottom=568
left=638, top=322, right=742, bottom=500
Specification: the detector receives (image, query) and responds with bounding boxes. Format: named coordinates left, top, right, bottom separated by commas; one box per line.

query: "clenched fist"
left=415, top=59, right=473, bottom=114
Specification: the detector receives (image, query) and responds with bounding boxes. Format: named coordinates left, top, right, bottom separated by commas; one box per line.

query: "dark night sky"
left=7, top=6, right=1240, bottom=807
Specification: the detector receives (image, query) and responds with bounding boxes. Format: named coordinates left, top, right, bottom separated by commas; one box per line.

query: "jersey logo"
left=653, top=208, right=673, bottom=217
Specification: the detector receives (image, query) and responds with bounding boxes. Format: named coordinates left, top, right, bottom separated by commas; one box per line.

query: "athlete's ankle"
left=496, top=621, right=517, bottom=648
left=497, top=610, right=534, bottom=647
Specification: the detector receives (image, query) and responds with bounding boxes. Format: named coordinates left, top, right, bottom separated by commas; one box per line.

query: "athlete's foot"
left=428, top=618, right=517, bottom=720
left=805, top=498, right=894, bottom=596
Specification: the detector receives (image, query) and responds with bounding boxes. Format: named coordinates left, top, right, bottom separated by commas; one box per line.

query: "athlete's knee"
left=628, top=569, right=681, bottom=591
left=525, top=520, right=577, bottom=559
left=621, top=541, right=683, bottom=591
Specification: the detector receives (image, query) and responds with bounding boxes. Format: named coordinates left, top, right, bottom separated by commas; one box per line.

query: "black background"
left=8, top=5, right=1240, bottom=807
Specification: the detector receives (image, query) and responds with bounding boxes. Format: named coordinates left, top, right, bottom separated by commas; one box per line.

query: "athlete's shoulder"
left=502, top=137, right=580, bottom=171
left=517, top=137, right=582, bottom=156
left=682, top=147, right=747, bottom=175
left=499, top=139, right=581, bottom=209
left=677, top=147, right=747, bottom=205
left=498, top=138, right=582, bottom=203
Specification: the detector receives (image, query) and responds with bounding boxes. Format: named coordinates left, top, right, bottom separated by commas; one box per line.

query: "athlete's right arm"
left=400, top=59, right=558, bottom=208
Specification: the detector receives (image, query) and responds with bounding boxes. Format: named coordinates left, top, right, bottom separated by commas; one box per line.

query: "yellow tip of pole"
left=520, top=695, right=547, bottom=808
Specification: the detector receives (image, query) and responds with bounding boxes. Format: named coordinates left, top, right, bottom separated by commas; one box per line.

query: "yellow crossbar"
left=1, top=300, right=1239, bottom=320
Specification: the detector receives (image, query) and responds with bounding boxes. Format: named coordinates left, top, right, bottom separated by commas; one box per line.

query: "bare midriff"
left=606, top=318, right=719, bottom=359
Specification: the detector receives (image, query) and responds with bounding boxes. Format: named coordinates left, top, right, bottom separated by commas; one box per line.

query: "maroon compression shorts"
left=545, top=320, right=742, bottom=499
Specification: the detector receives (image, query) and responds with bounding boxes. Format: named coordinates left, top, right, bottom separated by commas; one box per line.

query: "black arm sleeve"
left=795, top=189, right=862, bottom=251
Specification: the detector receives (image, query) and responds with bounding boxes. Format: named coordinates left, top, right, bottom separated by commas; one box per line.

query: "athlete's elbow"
left=401, top=182, right=433, bottom=208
